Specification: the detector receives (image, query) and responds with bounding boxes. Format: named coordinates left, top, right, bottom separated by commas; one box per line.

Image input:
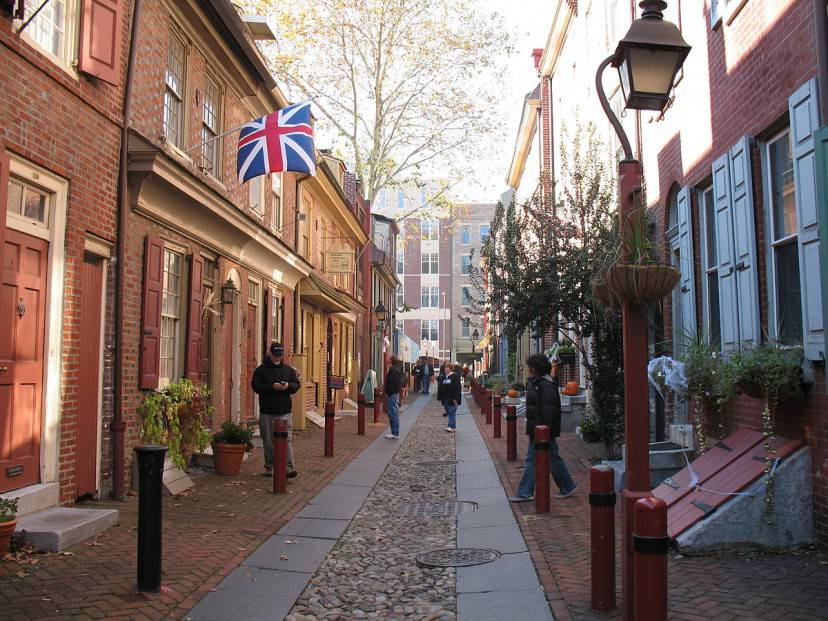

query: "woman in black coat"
left=443, top=364, right=462, bottom=432
left=509, top=354, right=576, bottom=501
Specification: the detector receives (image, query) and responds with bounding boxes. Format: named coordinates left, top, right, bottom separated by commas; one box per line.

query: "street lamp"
left=374, top=301, right=388, bottom=334
left=596, top=2, right=690, bottom=619
left=220, top=278, right=238, bottom=305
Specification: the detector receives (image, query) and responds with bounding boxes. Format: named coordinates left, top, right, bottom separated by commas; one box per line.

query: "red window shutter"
left=78, top=0, right=124, bottom=86
left=139, top=235, right=164, bottom=390
left=0, top=147, right=9, bottom=271
left=185, top=254, right=204, bottom=380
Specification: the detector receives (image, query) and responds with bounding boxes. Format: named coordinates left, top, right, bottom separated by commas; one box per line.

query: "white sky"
left=459, top=0, right=556, bottom=202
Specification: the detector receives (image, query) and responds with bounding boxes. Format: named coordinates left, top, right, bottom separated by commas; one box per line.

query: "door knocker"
left=16, top=299, right=25, bottom=319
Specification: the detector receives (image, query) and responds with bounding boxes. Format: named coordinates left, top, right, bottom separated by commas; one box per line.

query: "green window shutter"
left=676, top=186, right=696, bottom=338
left=712, top=153, right=740, bottom=350
left=789, top=78, right=824, bottom=361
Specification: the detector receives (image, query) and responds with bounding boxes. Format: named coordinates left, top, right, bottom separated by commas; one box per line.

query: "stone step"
left=15, top=506, right=119, bottom=552
left=0, top=482, right=59, bottom=518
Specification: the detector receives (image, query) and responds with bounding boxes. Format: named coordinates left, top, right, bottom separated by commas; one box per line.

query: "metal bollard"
left=473, top=380, right=478, bottom=404
left=506, top=405, right=517, bottom=461
left=357, top=393, right=366, bottom=436
left=493, top=395, right=502, bottom=439
left=633, top=497, right=669, bottom=621
left=273, top=418, right=288, bottom=494
left=534, top=425, right=550, bottom=513
left=374, top=387, right=382, bottom=423
left=485, top=389, right=493, bottom=425
left=590, top=465, right=616, bottom=612
left=135, top=445, right=167, bottom=592
left=324, top=401, right=335, bottom=457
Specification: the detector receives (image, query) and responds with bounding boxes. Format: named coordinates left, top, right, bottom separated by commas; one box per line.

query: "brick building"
left=517, top=0, right=828, bottom=544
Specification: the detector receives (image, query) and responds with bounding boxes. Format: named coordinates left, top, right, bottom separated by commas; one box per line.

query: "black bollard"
left=135, top=445, right=167, bottom=592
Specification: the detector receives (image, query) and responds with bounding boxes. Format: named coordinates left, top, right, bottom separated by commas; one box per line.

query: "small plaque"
left=325, top=252, right=354, bottom=274
left=329, top=375, right=345, bottom=390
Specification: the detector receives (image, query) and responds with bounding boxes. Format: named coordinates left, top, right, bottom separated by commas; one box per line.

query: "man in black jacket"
left=251, top=342, right=301, bottom=478
left=509, top=354, right=576, bottom=502
left=384, top=356, right=403, bottom=439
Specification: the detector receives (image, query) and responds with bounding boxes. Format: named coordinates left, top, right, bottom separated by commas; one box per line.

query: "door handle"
left=736, top=261, right=747, bottom=271
left=0, top=367, right=7, bottom=373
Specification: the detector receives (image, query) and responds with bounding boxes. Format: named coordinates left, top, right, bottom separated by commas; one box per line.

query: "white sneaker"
left=384, top=433, right=399, bottom=440
left=446, top=427, right=454, bottom=433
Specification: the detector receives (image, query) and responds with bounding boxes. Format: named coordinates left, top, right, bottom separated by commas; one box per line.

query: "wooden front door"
left=0, top=230, right=48, bottom=492
left=246, top=303, right=258, bottom=419
left=76, top=257, right=103, bottom=497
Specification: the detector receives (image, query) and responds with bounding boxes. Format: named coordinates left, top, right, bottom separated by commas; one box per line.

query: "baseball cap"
left=269, top=342, right=285, bottom=357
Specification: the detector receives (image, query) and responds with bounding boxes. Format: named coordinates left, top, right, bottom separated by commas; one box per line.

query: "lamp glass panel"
left=628, top=47, right=680, bottom=95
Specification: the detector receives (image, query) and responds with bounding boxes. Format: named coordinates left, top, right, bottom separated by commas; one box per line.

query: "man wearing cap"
left=251, top=342, right=301, bottom=478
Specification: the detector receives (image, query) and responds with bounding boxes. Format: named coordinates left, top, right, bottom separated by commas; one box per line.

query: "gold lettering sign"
left=326, top=252, right=354, bottom=274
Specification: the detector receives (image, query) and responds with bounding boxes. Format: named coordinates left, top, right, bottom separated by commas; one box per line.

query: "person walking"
left=509, top=354, right=576, bottom=502
left=413, top=360, right=423, bottom=393
left=437, top=362, right=449, bottom=416
left=251, top=342, right=301, bottom=479
left=443, top=364, right=462, bottom=432
left=384, top=356, right=403, bottom=439
left=422, top=359, right=434, bottom=394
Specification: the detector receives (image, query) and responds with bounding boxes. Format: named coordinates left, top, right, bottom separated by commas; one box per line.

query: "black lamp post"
left=374, top=301, right=387, bottom=334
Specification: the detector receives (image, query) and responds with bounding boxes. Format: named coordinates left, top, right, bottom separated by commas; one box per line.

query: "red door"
left=246, top=303, right=257, bottom=419
left=76, top=257, right=103, bottom=497
left=0, top=230, right=47, bottom=493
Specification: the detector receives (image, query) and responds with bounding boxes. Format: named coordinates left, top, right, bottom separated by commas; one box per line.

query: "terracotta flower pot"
left=0, top=519, right=17, bottom=556
left=211, top=442, right=246, bottom=476
left=607, top=263, right=680, bottom=305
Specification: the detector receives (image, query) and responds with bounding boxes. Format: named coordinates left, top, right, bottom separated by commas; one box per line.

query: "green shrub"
left=0, top=497, right=18, bottom=523
left=212, top=420, right=254, bottom=450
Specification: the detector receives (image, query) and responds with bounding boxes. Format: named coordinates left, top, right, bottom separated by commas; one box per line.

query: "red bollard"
left=485, top=390, right=493, bottom=425
left=272, top=418, right=288, bottom=494
left=590, top=465, right=616, bottom=611
left=324, top=401, right=335, bottom=457
left=633, top=497, right=668, bottom=621
left=373, top=387, right=382, bottom=424
left=534, top=425, right=550, bottom=513
left=493, top=396, right=502, bottom=439
left=506, top=405, right=517, bottom=461
left=357, top=393, right=365, bottom=436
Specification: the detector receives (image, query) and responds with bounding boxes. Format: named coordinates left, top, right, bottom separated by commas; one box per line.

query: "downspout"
left=815, top=0, right=828, bottom=125
left=113, top=0, right=144, bottom=499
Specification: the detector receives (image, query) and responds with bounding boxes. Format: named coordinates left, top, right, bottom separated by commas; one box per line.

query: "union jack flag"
left=236, top=101, right=316, bottom=183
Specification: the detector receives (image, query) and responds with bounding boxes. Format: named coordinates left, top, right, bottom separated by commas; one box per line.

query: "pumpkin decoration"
left=563, top=381, right=579, bottom=396
left=507, top=388, right=519, bottom=398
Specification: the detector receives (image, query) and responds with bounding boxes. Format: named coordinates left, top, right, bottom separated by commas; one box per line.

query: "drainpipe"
left=815, top=0, right=828, bottom=125
left=113, top=0, right=144, bottom=499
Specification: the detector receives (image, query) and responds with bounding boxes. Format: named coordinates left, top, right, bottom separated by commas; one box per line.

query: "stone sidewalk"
left=468, top=397, right=828, bottom=621
left=0, top=412, right=388, bottom=621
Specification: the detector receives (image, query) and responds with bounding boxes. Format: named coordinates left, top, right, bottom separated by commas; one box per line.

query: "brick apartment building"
left=512, top=0, right=828, bottom=544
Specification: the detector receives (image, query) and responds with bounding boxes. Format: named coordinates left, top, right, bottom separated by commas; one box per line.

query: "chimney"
left=532, top=48, right=543, bottom=71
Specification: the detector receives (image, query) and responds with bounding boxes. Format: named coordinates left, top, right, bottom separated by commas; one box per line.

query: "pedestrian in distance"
left=251, top=342, right=301, bottom=480
left=437, top=362, right=449, bottom=416
left=444, top=364, right=462, bottom=433
left=413, top=360, right=423, bottom=393
left=421, top=358, right=435, bottom=394
left=509, top=353, right=576, bottom=502
left=384, top=355, right=403, bottom=439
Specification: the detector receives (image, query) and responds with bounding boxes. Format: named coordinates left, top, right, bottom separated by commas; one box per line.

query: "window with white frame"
left=249, top=174, right=263, bottom=214
left=710, top=0, right=747, bottom=27
left=766, top=128, right=801, bottom=344
left=396, top=248, right=404, bottom=273
left=461, top=255, right=472, bottom=275
left=271, top=173, right=283, bottom=231
left=421, top=219, right=439, bottom=241
left=480, top=224, right=490, bottom=243
left=23, top=0, right=72, bottom=63
left=164, top=31, right=186, bottom=148
left=7, top=177, right=50, bottom=227
left=461, top=286, right=472, bottom=306
left=421, top=319, right=439, bottom=342
left=421, top=286, right=439, bottom=308
left=160, top=249, right=183, bottom=387
left=699, top=185, right=721, bottom=347
left=461, top=317, right=471, bottom=338
left=200, top=74, right=222, bottom=177
left=396, top=288, right=404, bottom=308
left=248, top=280, right=260, bottom=306
left=460, top=225, right=470, bottom=245
left=421, top=252, right=439, bottom=274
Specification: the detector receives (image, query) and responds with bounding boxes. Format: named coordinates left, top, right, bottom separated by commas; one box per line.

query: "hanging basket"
left=607, top=263, right=680, bottom=305
left=590, top=278, right=621, bottom=310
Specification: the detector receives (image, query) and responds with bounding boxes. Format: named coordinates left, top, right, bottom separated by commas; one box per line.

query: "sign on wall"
left=325, top=252, right=354, bottom=274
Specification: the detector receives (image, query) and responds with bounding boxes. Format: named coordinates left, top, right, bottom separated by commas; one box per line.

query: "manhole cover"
left=416, top=548, right=501, bottom=568
left=398, top=501, right=477, bottom=517
left=418, top=459, right=459, bottom=467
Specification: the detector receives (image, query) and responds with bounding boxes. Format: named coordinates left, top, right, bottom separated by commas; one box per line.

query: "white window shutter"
left=728, top=136, right=761, bottom=348
left=789, top=78, right=824, bottom=361
left=676, top=186, right=696, bottom=338
left=712, top=153, right=740, bottom=350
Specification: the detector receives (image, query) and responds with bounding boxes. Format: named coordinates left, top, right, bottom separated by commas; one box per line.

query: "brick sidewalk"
left=0, top=413, right=389, bottom=621
left=468, top=398, right=828, bottom=621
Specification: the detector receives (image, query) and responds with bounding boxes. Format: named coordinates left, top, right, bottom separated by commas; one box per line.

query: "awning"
left=475, top=332, right=493, bottom=350
left=300, top=274, right=350, bottom=313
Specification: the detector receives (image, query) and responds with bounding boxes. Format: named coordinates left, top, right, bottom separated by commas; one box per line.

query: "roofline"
left=506, top=89, right=542, bottom=188
left=538, top=0, right=576, bottom=78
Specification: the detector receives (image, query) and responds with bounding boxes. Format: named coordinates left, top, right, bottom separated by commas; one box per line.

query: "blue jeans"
left=386, top=393, right=400, bottom=436
left=443, top=400, right=457, bottom=429
left=517, top=436, right=575, bottom=497
left=423, top=377, right=431, bottom=394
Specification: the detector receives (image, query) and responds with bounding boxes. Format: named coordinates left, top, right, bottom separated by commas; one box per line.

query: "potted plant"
left=0, top=497, right=18, bottom=556
left=729, top=344, right=804, bottom=402
left=555, top=344, right=577, bottom=367
left=211, top=421, right=254, bottom=476
left=579, top=415, right=602, bottom=444
left=139, top=379, right=213, bottom=471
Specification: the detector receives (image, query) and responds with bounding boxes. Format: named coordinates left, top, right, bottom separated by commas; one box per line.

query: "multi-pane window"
left=271, top=290, right=282, bottom=341
left=421, top=220, right=439, bottom=241
left=421, top=286, right=439, bottom=308
left=421, top=319, right=439, bottom=342
left=396, top=288, right=404, bottom=308
left=480, top=224, right=490, bottom=243
left=461, top=255, right=472, bottom=275
left=766, top=129, right=801, bottom=344
left=248, top=280, right=260, bottom=306
left=700, top=186, right=720, bottom=347
left=421, top=252, right=439, bottom=274
left=397, top=248, right=404, bottom=273
left=461, top=317, right=471, bottom=338
left=461, top=286, right=472, bottom=306
left=397, top=190, right=405, bottom=212
left=200, top=75, right=221, bottom=176
left=164, top=32, right=186, bottom=148
left=7, top=178, right=49, bottom=226
left=249, top=175, right=263, bottom=214
left=160, top=249, right=183, bottom=386
left=24, top=0, right=68, bottom=60
left=460, top=225, right=471, bottom=245
left=271, top=173, right=283, bottom=230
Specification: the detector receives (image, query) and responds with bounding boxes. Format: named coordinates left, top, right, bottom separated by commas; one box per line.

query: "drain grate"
left=416, top=548, right=501, bottom=568
left=418, top=459, right=459, bottom=467
left=398, top=501, right=477, bottom=517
